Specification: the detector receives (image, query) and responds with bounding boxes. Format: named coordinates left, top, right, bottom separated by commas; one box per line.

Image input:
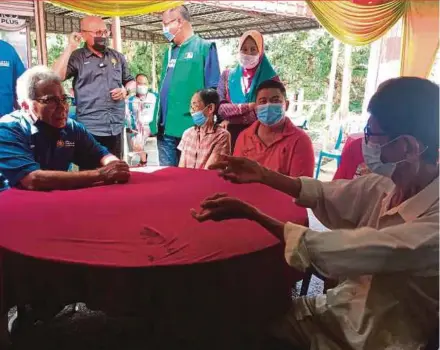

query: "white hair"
left=16, top=65, right=61, bottom=104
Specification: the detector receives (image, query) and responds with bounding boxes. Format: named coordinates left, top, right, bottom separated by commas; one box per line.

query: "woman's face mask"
left=239, top=53, right=260, bottom=69
left=256, top=103, right=285, bottom=126
left=191, top=108, right=207, bottom=127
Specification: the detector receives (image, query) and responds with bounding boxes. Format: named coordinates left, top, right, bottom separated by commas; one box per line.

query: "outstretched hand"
left=191, top=193, right=258, bottom=223
left=208, top=155, right=266, bottom=184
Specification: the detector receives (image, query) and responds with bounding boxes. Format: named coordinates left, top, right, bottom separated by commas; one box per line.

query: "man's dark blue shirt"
left=0, top=111, right=109, bottom=187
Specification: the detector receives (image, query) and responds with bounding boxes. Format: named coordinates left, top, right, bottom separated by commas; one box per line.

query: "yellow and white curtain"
left=306, top=0, right=439, bottom=78
left=48, top=1, right=183, bottom=17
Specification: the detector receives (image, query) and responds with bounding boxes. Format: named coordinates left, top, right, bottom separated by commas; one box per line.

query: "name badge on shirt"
left=0, top=60, right=10, bottom=67
left=168, top=59, right=177, bottom=68
left=184, top=52, right=193, bottom=59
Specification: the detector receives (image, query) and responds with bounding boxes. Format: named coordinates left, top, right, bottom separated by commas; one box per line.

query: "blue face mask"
left=256, top=103, right=285, bottom=126
left=191, top=109, right=207, bottom=127
left=162, top=26, right=175, bottom=42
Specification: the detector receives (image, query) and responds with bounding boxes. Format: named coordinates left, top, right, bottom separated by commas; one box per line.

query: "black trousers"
left=92, top=134, right=122, bottom=159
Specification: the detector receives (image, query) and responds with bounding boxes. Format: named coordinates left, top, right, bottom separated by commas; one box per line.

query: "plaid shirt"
left=178, top=124, right=231, bottom=169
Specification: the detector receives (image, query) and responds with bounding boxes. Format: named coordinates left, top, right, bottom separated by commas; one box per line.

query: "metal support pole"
left=340, top=44, right=353, bottom=121
left=151, top=43, right=157, bottom=91
left=33, top=0, right=47, bottom=66
left=325, top=39, right=340, bottom=123
left=111, top=16, right=122, bottom=52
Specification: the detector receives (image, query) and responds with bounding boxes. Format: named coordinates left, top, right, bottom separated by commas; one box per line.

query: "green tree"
left=47, top=33, right=66, bottom=67
left=122, top=40, right=168, bottom=90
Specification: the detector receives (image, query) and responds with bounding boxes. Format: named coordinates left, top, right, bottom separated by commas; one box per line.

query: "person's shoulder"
left=70, top=47, right=87, bottom=58
left=214, top=125, right=231, bottom=138
left=0, top=40, right=16, bottom=53
left=349, top=172, right=394, bottom=193
left=0, top=111, right=31, bottom=137
left=182, top=126, right=196, bottom=138
left=67, top=118, right=88, bottom=134
left=107, top=48, right=126, bottom=60
left=284, top=119, right=312, bottom=141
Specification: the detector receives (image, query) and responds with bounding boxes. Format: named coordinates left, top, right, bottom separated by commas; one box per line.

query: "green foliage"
left=47, top=34, right=66, bottom=67
left=266, top=30, right=333, bottom=102
left=122, top=40, right=168, bottom=90
left=263, top=30, right=370, bottom=118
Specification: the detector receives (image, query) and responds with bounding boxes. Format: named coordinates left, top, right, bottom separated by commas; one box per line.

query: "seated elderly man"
left=193, top=77, right=439, bottom=349
left=0, top=66, right=130, bottom=191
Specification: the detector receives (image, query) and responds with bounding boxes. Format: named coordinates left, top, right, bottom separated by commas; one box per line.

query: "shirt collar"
left=24, top=112, right=67, bottom=138
left=383, top=176, right=439, bottom=222
left=196, top=122, right=216, bottom=135
left=84, top=46, right=108, bottom=58
left=172, top=34, right=195, bottom=48
left=250, top=118, right=297, bottom=147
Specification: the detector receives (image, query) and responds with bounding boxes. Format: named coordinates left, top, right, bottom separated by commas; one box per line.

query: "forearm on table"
left=52, top=46, right=75, bottom=80
left=260, top=167, right=302, bottom=199
left=20, top=169, right=103, bottom=191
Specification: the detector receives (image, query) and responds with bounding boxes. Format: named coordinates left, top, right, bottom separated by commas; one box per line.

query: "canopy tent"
left=37, top=0, right=438, bottom=79
left=37, top=1, right=319, bottom=42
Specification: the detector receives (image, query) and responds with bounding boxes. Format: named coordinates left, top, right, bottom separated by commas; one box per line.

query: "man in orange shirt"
left=234, top=80, right=314, bottom=178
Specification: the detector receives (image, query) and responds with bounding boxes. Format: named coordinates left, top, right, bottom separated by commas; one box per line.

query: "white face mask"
left=362, top=137, right=408, bottom=178
left=239, top=53, right=259, bottom=69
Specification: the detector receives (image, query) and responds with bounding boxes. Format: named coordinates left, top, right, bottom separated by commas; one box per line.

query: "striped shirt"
left=178, top=124, right=231, bottom=169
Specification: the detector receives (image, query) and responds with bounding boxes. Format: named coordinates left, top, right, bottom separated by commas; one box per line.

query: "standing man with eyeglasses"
left=53, top=16, right=136, bottom=159
left=150, top=5, right=220, bottom=166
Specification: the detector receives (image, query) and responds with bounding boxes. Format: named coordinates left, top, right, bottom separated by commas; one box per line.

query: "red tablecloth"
left=0, top=168, right=308, bottom=343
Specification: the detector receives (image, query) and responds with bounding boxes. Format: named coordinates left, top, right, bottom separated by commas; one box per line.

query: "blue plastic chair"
left=315, top=127, right=343, bottom=179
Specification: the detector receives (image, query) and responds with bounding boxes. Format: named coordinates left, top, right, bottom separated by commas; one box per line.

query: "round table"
left=0, top=168, right=308, bottom=345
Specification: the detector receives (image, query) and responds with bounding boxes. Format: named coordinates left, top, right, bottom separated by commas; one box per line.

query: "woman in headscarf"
left=217, top=30, right=279, bottom=150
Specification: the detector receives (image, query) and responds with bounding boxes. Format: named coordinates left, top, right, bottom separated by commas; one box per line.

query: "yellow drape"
left=306, top=0, right=408, bottom=46
left=400, top=0, right=439, bottom=77
left=48, top=1, right=183, bottom=17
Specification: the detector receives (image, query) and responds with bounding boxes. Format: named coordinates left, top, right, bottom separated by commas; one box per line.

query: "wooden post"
left=33, top=0, right=47, bottom=65
left=151, top=43, right=157, bottom=91
left=340, top=44, right=352, bottom=121
left=111, top=16, right=122, bottom=52
left=325, top=39, right=340, bottom=123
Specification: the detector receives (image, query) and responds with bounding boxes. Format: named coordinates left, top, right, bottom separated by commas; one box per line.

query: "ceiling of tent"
left=33, top=1, right=320, bottom=42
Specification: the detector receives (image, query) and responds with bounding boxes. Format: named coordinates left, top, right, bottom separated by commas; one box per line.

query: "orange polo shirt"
left=234, top=118, right=314, bottom=178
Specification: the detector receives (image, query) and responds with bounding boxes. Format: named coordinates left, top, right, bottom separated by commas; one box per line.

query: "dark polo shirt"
left=0, top=111, right=109, bottom=187
left=66, top=47, right=134, bottom=137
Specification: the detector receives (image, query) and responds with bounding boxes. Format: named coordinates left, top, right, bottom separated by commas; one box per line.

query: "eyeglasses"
left=364, top=125, right=387, bottom=145
left=162, top=18, right=178, bottom=27
left=82, top=29, right=111, bottom=37
left=35, top=94, right=72, bottom=107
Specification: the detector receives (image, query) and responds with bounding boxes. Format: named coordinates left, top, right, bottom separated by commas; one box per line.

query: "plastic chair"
left=315, top=127, right=343, bottom=179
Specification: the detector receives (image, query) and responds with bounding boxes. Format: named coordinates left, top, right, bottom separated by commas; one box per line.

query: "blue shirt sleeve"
left=204, top=43, right=221, bottom=89
left=0, top=121, right=40, bottom=187
left=72, top=122, right=110, bottom=168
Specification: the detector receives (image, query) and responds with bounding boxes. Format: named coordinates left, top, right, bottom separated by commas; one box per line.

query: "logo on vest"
left=0, top=61, right=10, bottom=67
left=184, top=52, right=194, bottom=59
left=168, top=59, right=176, bottom=68
left=56, top=140, right=65, bottom=148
